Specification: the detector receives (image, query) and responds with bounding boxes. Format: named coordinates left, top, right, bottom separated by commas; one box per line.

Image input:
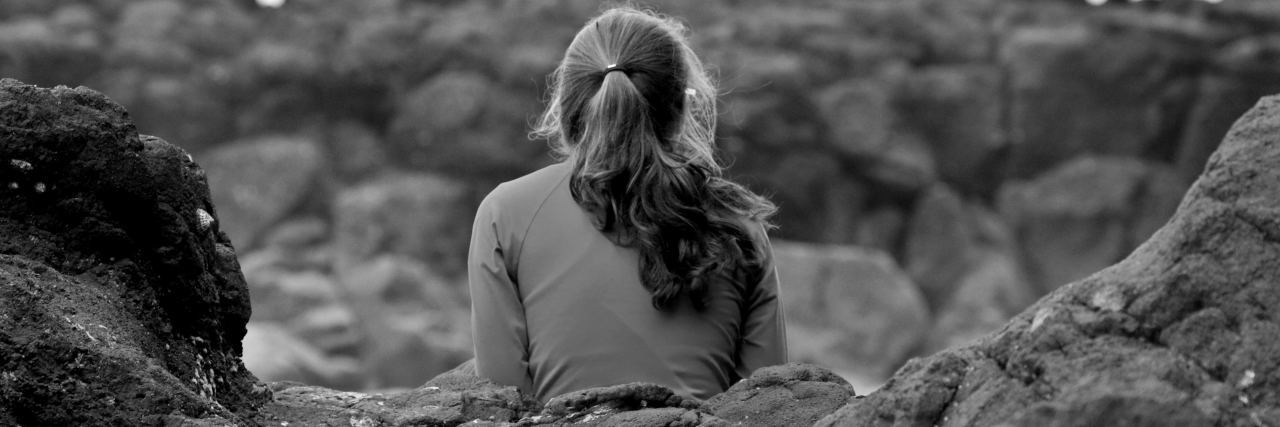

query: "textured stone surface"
left=704, top=363, right=855, bottom=427
left=817, top=94, right=1280, bottom=427
left=0, top=78, right=263, bottom=424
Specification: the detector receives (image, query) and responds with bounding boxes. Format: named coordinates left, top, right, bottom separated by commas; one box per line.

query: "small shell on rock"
left=196, top=208, right=215, bottom=231
left=9, top=159, right=32, bottom=171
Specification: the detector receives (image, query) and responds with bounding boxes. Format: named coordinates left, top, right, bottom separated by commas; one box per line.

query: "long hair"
left=532, top=7, right=777, bottom=311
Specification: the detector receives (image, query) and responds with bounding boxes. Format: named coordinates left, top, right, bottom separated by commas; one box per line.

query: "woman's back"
left=469, top=162, right=784, bottom=401
left=468, top=7, right=787, bottom=402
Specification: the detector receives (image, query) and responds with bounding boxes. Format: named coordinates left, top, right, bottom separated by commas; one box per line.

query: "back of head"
left=534, top=7, right=775, bottom=311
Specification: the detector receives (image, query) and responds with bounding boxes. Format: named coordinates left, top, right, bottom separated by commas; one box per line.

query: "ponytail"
left=533, top=8, right=776, bottom=311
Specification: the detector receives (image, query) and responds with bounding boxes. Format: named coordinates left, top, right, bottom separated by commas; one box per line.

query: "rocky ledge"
left=2, top=78, right=1279, bottom=426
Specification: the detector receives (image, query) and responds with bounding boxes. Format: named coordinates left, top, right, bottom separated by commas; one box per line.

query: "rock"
left=817, top=94, right=1280, bottom=426
left=0, top=79, right=262, bottom=423
left=998, top=156, right=1180, bottom=294
left=258, top=361, right=536, bottom=427
left=332, top=172, right=470, bottom=277
left=241, top=322, right=362, bottom=390
left=202, top=135, right=324, bottom=251
left=773, top=241, right=931, bottom=388
left=703, top=363, right=856, bottom=426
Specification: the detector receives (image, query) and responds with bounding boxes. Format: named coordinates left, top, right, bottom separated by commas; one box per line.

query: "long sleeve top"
left=467, top=162, right=786, bottom=402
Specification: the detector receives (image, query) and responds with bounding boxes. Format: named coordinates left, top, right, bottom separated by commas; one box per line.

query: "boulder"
left=816, top=94, right=1280, bottom=427
left=773, top=241, right=931, bottom=389
left=0, top=79, right=263, bottom=424
left=703, top=363, right=856, bottom=426
left=201, top=135, right=324, bottom=251
left=256, top=360, right=537, bottom=426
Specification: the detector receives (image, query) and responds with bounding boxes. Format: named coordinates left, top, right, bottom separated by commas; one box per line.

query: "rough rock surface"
left=0, top=79, right=264, bottom=423
left=816, top=95, right=1280, bottom=426
left=703, top=363, right=856, bottom=427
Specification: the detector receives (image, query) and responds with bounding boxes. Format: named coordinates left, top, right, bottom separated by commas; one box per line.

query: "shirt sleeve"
left=468, top=192, right=534, bottom=393
left=735, top=226, right=788, bottom=380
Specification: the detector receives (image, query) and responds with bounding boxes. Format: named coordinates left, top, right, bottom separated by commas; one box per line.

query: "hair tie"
left=604, top=63, right=628, bottom=75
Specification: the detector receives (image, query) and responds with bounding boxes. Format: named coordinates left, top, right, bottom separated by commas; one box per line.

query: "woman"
left=468, top=7, right=785, bottom=402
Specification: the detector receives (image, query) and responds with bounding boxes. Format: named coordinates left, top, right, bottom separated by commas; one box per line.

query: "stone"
left=257, top=360, right=536, bottom=427
left=201, top=135, right=324, bottom=251
left=703, top=363, right=856, bottom=426
left=817, top=94, right=1280, bottom=427
left=0, top=79, right=262, bottom=424
left=772, top=241, right=931, bottom=389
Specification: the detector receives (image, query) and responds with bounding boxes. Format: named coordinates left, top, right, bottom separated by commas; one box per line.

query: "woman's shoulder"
left=479, top=162, right=571, bottom=217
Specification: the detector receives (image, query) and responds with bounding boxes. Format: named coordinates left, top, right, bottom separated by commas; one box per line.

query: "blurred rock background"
left=3, top=0, right=1279, bottom=392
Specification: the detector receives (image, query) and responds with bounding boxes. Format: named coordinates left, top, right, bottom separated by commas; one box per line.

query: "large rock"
left=773, top=241, right=931, bottom=390
left=816, top=94, right=1280, bottom=426
left=0, top=79, right=263, bottom=424
left=703, top=363, right=856, bottom=426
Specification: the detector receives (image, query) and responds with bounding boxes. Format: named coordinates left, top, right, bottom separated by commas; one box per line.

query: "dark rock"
left=257, top=360, right=536, bottom=427
left=704, top=363, right=855, bottom=426
left=817, top=94, right=1280, bottom=426
left=0, top=79, right=262, bottom=423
